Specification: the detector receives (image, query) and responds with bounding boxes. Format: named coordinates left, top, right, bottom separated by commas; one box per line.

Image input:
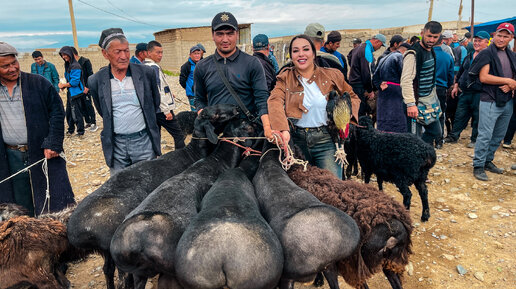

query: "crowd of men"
left=0, top=11, right=515, bottom=216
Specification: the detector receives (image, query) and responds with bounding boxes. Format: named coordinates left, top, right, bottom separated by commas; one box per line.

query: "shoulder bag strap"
left=213, top=56, right=256, bottom=122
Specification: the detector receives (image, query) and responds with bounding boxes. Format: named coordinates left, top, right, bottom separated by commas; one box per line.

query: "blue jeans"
left=473, top=99, right=514, bottom=168
left=292, top=126, right=342, bottom=177
left=111, top=129, right=156, bottom=174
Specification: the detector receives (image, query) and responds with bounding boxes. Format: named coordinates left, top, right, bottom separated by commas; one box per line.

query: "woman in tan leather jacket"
left=266, top=34, right=360, bottom=177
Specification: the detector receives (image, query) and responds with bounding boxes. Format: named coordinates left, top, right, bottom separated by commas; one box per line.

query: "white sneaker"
left=89, top=124, right=98, bottom=132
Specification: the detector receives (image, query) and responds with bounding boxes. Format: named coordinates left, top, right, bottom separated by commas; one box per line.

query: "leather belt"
left=6, top=144, right=28, bottom=152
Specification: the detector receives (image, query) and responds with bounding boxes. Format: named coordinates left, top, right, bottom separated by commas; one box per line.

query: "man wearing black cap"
left=376, top=34, right=405, bottom=65
left=469, top=23, right=516, bottom=181
left=130, top=43, right=148, bottom=64
left=88, top=28, right=161, bottom=173
left=0, top=42, right=75, bottom=216
left=194, top=12, right=270, bottom=130
left=180, top=45, right=203, bottom=111
left=30, top=50, right=59, bottom=92
left=252, top=34, right=276, bottom=91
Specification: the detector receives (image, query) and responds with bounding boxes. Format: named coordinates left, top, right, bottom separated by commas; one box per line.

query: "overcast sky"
left=1, top=0, right=513, bottom=51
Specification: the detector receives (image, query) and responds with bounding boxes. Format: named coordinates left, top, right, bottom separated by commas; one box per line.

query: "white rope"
left=269, top=134, right=308, bottom=172
left=39, top=152, right=75, bottom=215
left=0, top=158, right=45, bottom=185
left=0, top=152, right=75, bottom=216
left=40, top=158, right=50, bottom=215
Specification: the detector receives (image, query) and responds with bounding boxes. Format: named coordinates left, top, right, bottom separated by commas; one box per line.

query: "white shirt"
left=295, top=76, right=328, bottom=128
left=110, top=76, right=147, bottom=134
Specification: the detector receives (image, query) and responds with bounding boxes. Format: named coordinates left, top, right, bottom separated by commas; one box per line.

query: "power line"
left=105, top=0, right=140, bottom=23
left=76, top=0, right=163, bottom=28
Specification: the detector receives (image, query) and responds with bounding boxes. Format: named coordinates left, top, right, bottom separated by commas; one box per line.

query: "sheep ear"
left=203, top=122, right=219, bottom=144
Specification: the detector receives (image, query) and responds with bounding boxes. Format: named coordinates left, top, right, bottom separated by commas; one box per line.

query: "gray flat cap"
left=0, top=42, right=18, bottom=57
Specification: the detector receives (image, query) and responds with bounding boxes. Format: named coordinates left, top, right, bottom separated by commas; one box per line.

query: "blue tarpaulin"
left=464, top=16, right=516, bottom=33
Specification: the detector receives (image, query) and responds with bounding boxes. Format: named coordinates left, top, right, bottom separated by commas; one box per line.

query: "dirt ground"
left=63, top=77, right=515, bottom=289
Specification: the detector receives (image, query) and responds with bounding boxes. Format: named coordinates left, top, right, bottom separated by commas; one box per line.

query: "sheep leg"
left=414, top=180, right=430, bottom=222
left=322, top=263, right=340, bottom=289
left=103, top=254, right=116, bottom=289
left=363, top=171, right=372, bottom=184
left=158, top=274, right=183, bottom=289
left=117, top=270, right=133, bottom=289
left=313, top=272, right=324, bottom=287
left=383, top=268, right=403, bottom=289
left=377, top=177, right=384, bottom=191
left=397, top=185, right=412, bottom=211
left=133, top=275, right=148, bottom=289
left=279, top=278, right=295, bottom=289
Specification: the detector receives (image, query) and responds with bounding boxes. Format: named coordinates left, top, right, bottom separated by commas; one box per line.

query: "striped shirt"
left=0, top=79, right=28, bottom=145
left=418, top=51, right=435, bottom=98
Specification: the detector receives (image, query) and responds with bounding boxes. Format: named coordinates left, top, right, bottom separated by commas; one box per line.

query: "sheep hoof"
left=421, top=211, right=430, bottom=222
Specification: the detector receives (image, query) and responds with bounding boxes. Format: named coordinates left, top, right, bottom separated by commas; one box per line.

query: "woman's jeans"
left=292, top=126, right=342, bottom=178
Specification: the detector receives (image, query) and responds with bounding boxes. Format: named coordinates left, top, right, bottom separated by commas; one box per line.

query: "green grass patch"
left=163, top=69, right=180, bottom=76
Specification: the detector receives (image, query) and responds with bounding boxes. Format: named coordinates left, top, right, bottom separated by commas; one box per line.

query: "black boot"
left=485, top=162, right=504, bottom=174
left=473, top=167, right=488, bottom=181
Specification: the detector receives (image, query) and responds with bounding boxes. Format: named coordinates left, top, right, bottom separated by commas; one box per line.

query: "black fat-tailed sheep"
left=110, top=119, right=260, bottom=289
left=253, top=145, right=360, bottom=289
left=173, top=154, right=283, bottom=289
left=0, top=204, right=90, bottom=289
left=66, top=104, right=240, bottom=289
left=176, top=111, right=197, bottom=136
left=352, top=116, right=436, bottom=222
left=288, top=164, right=413, bottom=289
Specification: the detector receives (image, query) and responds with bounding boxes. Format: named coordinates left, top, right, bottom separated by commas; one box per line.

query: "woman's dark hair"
left=288, top=34, right=317, bottom=62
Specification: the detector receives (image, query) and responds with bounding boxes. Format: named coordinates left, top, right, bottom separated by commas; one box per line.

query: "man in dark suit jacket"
left=88, top=28, right=161, bottom=174
left=0, top=42, right=75, bottom=216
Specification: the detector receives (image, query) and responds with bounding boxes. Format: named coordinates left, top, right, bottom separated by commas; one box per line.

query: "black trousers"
left=351, top=83, right=372, bottom=117
left=445, top=87, right=458, bottom=136
left=156, top=111, right=185, bottom=149
left=66, top=96, right=85, bottom=135
left=436, top=86, right=448, bottom=143
left=449, top=91, right=480, bottom=142
left=80, top=93, right=96, bottom=125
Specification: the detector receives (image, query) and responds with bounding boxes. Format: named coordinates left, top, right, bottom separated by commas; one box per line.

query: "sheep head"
left=194, top=104, right=240, bottom=144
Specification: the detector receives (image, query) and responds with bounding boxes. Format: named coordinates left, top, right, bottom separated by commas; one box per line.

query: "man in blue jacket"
left=434, top=35, right=455, bottom=148
left=30, top=50, right=59, bottom=92
left=89, top=28, right=161, bottom=174
left=59, top=46, right=85, bottom=136
left=180, top=45, right=202, bottom=111
left=0, top=42, right=75, bottom=216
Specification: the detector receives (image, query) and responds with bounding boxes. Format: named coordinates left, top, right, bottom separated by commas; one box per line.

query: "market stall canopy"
left=464, top=16, right=516, bottom=33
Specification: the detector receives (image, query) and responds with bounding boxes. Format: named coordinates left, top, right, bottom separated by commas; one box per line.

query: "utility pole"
left=428, top=0, right=434, bottom=22
left=470, top=0, right=475, bottom=39
left=457, top=0, right=463, bottom=30
left=68, top=0, right=79, bottom=49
